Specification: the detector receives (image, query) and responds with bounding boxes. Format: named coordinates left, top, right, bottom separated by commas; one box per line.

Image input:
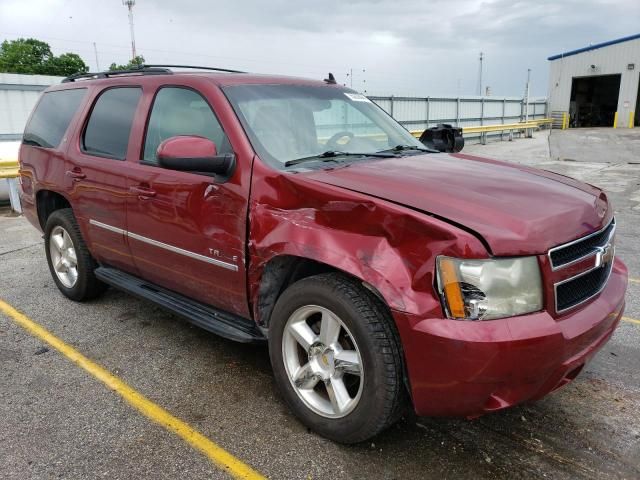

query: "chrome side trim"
left=126, top=231, right=239, bottom=272
left=89, top=218, right=238, bottom=272
left=548, top=218, right=615, bottom=271
left=90, top=219, right=126, bottom=236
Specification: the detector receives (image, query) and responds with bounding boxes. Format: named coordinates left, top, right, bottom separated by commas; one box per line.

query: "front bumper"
left=393, top=257, right=627, bottom=417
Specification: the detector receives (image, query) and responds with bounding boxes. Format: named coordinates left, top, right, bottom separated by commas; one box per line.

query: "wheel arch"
left=36, top=189, right=72, bottom=230
left=252, top=254, right=387, bottom=329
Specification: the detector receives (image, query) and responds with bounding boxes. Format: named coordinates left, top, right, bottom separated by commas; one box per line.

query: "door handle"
left=130, top=185, right=157, bottom=200
left=65, top=169, right=86, bottom=181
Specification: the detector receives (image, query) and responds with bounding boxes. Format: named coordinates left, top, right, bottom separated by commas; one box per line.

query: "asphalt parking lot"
left=1, top=128, right=639, bottom=479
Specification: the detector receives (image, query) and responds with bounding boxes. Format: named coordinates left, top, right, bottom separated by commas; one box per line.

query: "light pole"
left=524, top=68, right=531, bottom=123
left=122, top=0, right=137, bottom=61
left=477, top=52, right=484, bottom=96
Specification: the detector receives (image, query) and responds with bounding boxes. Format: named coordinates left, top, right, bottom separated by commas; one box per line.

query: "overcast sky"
left=1, top=0, right=638, bottom=97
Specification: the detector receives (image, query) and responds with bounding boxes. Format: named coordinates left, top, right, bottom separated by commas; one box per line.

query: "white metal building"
left=548, top=33, right=640, bottom=128
left=0, top=73, right=63, bottom=141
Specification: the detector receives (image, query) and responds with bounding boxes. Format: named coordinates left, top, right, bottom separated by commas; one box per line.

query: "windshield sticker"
left=344, top=93, right=371, bottom=103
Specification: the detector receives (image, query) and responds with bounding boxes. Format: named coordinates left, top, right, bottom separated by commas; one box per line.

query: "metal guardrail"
left=410, top=118, right=553, bottom=144
left=0, top=159, right=19, bottom=179
left=369, top=95, right=548, bottom=133
left=0, top=157, right=21, bottom=213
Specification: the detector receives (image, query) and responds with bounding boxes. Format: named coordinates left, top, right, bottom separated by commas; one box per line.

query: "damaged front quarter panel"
left=247, top=160, right=489, bottom=326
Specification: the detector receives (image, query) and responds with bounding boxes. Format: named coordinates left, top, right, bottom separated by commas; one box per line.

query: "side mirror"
left=419, top=124, right=464, bottom=153
left=157, top=136, right=235, bottom=176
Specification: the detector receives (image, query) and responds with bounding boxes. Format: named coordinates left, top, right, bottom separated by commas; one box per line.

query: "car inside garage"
left=569, top=74, right=621, bottom=127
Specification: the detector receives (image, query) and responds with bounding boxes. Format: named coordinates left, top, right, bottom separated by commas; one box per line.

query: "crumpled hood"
left=302, top=152, right=611, bottom=256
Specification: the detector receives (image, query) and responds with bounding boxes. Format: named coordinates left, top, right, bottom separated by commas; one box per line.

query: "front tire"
left=269, top=273, right=406, bottom=443
left=44, top=209, right=107, bottom=301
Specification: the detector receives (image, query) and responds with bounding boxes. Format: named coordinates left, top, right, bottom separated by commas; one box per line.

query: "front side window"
left=223, top=84, right=425, bottom=168
left=82, top=87, right=142, bottom=160
left=23, top=88, right=87, bottom=148
left=143, top=87, right=231, bottom=164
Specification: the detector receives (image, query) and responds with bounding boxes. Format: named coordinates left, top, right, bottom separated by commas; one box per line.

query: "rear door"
left=65, top=86, right=142, bottom=273
left=125, top=83, right=251, bottom=317
left=19, top=87, right=88, bottom=228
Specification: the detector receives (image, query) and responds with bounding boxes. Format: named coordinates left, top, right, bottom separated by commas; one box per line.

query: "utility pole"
left=345, top=68, right=366, bottom=91
left=122, top=0, right=137, bottom=61
left=93, top=42, right=100, bottom=71
left=477, top=52, right=484, bottom=96
left=524, top=68, right=531, bottom=123
left=345, top=68, right=353, bottom=88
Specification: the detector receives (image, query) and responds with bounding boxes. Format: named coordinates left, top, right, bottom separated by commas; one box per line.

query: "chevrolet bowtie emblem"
left=594, top=243, right=614, bottom=268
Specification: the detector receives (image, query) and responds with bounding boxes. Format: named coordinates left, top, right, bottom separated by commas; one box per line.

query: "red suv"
left=18, top=66, right=627, bottom=443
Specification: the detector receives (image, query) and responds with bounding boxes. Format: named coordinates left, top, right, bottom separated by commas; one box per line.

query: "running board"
left=95, top=267, right=265, bottom=343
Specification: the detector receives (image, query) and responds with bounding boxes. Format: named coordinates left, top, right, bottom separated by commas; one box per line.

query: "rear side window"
left=83, top=87, right=142, bottom=160
left=23, top=88, right=86, bottom=148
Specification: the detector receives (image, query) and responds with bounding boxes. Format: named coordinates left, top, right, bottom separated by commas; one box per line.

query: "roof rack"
left=62, top=66, right=172, bottom=83
left=62, top=64, right=246, bottom=83
left=144, top=64, right=246, bottom=74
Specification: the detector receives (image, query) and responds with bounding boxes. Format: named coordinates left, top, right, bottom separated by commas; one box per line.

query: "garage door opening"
left=569, top=74, right=621, bottom=127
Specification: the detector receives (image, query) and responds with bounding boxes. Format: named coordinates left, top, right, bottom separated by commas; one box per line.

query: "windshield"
left=222, top=84, right=426, bottom=169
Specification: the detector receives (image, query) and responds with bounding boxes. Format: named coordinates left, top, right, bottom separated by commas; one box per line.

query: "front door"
left=125, top=85, right=250, bottom=317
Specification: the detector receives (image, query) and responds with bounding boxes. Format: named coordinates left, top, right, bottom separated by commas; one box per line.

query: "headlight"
left=436, top=256, right=543, bottom=320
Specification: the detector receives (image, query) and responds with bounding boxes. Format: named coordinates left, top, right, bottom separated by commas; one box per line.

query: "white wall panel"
left=0, top=73, right=63, bottom=139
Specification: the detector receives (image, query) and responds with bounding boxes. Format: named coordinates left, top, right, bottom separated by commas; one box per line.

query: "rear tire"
left=44, top=209, right=107, bottom=301
left=269, top=273, right=406, bottom=443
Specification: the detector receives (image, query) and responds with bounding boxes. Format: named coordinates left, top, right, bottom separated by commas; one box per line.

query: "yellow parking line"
left=623, top=316, right=640, bottom=326
left=629, top=277, right=640, bottom=284
left=0, top=299, right=266, bottom=480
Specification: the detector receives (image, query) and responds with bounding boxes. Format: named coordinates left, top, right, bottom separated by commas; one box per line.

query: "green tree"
left=0, top=38, right=52, bottom=74
left=0, top=38, right=88, bottom=76
left=109, top=55, right=145, bottom=71
left=47, top=53, right=89, bottom=76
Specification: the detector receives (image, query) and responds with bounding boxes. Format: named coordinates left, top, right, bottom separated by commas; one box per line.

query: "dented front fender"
left=248, top=160, right=489, bottom=321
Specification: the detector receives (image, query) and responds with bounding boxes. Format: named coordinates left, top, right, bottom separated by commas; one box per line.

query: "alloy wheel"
left=49, top=225, right=79, bottom=288
left=282, top=305, right=364, bottom=418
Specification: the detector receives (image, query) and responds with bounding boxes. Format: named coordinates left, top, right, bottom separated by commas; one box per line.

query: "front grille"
left=549, top=218, right=616, bottom=313
left=555, top=261, right=613, bottom=312
left=549, top=219, right=615, bottom=269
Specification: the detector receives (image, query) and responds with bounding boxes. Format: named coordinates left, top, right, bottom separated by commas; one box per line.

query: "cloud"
left=1, top=0, right=638, bottom=96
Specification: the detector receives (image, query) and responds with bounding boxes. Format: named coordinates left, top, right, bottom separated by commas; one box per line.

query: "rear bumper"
left=393, top=257, right=627, bottom=417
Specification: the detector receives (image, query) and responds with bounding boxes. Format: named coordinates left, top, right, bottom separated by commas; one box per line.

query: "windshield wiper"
left=284, top=150, right=396, bottom=168
left=378, top=145, right=440, bottom=154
